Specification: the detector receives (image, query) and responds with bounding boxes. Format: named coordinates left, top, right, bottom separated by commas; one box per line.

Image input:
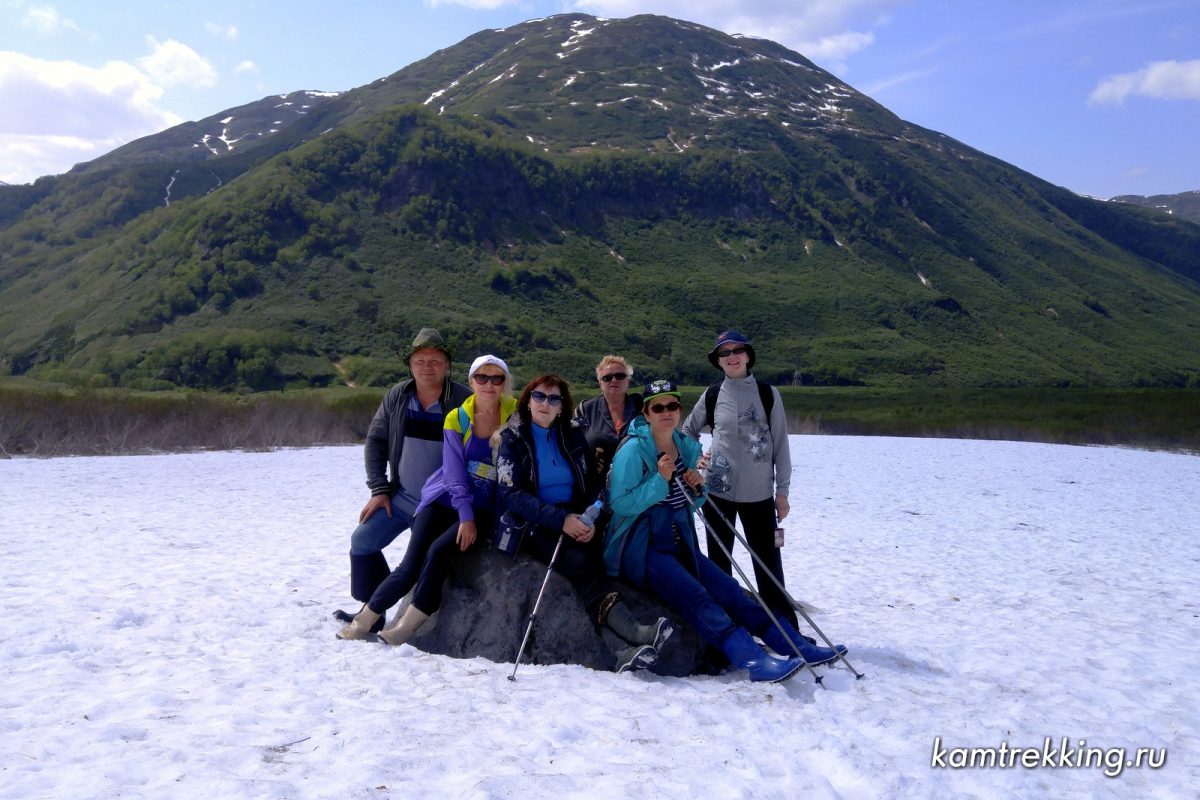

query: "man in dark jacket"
left=333, top=328, right=471, bottom=629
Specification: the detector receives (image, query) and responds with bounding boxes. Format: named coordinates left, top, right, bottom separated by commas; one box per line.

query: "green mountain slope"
left=1, top=14, right=1198, bottom=391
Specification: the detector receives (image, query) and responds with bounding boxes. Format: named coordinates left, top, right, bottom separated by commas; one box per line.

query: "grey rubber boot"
left=337, top=606, right=382, bottom=640
left=601, top=628, right=657, bottom=673
left=605, top=600, right=674, bottom=651
left=379, top=606, right=429, bottom=646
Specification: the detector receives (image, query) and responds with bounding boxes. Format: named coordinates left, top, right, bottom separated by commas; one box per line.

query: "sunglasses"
left=716, top=346, right=748, bottom=358
left=530, top=390, right=563, bottom=406
left=647, top=401, right=681, bottom=413
left=600, top=372, right=628, bottom=383
left=472, top=373, right=506, bottom=385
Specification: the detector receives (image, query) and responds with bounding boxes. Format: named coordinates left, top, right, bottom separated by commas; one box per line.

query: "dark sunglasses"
left=472, top=373, right=506, bottom=385
left=716, top=346, right=748, bottom=358
left=600, top=372, right=628, bottom=383
left=647, top=401, right=681, bottom=413
left=530, top=390, right=563, bottom=406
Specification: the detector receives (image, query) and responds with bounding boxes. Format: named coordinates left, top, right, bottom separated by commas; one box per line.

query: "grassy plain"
left=2, top=379, right=1196, bottom=457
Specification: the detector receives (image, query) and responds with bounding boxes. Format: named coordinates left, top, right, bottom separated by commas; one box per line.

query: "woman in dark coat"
left=495, top=373, right=671, bottom=672
left=572, top=354, right=641, bottom=480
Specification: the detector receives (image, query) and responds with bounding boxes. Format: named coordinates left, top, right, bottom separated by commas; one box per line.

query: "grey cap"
left=405, top=327, right=453, bottom=362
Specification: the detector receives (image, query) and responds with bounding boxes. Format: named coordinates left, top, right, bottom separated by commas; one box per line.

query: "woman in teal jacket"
left=606, top=379, right=843, bottom=682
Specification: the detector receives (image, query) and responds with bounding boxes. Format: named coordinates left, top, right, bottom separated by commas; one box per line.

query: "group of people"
left=333, top=327, right=846, bottom=682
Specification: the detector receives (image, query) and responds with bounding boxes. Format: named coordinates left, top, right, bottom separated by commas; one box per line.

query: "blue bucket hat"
left=707, top=330, right=756, bottom=370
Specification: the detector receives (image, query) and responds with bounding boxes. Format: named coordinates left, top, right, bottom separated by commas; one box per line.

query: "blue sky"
left=2, top=0, right=1198, bottom=198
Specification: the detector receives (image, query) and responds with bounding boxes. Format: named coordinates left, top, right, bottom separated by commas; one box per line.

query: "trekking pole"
left=702, top=497, right=865, bottom=680
left=672, top=476, right=826, bottom=688
left=508, top=532, right=566, bottom=681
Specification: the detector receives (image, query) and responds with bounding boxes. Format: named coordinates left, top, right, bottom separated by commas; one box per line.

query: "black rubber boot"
left=332, top=603, right=386, bottom=633
left=334, top=553, right=391, bottom=631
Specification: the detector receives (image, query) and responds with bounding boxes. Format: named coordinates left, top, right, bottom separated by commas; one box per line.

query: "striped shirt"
left=661, top=456, right=691, bottom=511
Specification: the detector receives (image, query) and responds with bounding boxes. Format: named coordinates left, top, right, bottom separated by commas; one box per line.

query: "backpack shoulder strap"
left=703, top=382, right=722, bottom=431
left=756, top=380, right=775, bottom=431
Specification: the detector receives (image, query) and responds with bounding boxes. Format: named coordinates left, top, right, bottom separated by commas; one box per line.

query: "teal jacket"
left=605, top=416, right=706, bottom=585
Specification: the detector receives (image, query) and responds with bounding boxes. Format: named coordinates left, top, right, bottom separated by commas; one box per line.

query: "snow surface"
left=1, top=436, right=1196, bottom=799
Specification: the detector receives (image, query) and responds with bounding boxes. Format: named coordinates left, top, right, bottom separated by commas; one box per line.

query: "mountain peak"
left=370, top=12, right=892, bottom=156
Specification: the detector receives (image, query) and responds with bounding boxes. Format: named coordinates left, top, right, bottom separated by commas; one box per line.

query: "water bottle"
left=579, top=499, right=604, bottom=528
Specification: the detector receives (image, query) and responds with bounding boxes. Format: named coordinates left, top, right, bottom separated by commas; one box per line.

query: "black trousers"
left=369, top=505, right=493, bottom=616
left=522, top=529, right=618, bottom=626
left=702, top=495, right=798, bottom=628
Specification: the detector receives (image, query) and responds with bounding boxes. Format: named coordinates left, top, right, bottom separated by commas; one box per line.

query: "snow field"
left=1, top=437, right=1196, bottom=799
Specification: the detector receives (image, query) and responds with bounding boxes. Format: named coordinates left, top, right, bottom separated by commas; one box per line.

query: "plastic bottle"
left=579, top=499, right=604, bottom=528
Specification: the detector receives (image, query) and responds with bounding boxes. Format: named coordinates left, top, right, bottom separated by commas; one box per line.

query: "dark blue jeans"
left=349, top=496, right=416, bottom=556
left=644, top=540, right=773, bottom=649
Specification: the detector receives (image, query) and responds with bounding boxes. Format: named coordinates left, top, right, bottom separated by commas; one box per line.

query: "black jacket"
left=572, top=393, right=643, bottom=479
left=493, top=416, right=601, bottom=556
left=363, top=377, right=472, bottom=497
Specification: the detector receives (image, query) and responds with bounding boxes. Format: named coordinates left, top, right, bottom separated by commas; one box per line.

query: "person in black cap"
left=333, top=327, right=470, bottom=631
left=682, top=330, right=798, bottom=628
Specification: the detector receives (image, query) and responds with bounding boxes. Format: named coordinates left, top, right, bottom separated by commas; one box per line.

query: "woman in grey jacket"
left=681, top=330, right=798, bottom=628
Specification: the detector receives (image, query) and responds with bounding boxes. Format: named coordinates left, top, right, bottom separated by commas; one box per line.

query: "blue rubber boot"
left=761, top=620, right=847, bottom=666
left=720, top=628, right=803, bottom=683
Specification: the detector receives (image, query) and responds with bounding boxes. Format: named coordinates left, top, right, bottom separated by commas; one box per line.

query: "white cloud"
left=204, top=22, right=239, bottom=40
left=862, top=66, right=937, bottom=97
left=798, top=30, right=874, bottom=63
left=136, top=36, right=218, bottom=88
left=234, top=60, right=257, bottom=74
left=561, top=0, right=904, bottom=67
left=1089, top=59, right=1200, bottom=105
left=21, top=5, right=83, bottom=35
left=0, top=51, right=182, bottom=183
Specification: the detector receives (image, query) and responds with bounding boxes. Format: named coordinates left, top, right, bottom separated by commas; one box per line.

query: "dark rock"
left=406, top=545, right=708, bottom=676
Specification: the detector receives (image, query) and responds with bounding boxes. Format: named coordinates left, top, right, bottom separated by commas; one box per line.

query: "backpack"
left=703, top=380, right=775, bottom=433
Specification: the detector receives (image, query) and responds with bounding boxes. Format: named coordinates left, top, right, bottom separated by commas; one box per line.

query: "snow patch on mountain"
left=425, top=80, right=459, bottom=105
left=489, top=63, right=519, bottom=84
left=183, top=90, right=340, bottom=159
left=557, top=17, right=604, bottom=59
left=706, top=59, right=741, bottom=71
